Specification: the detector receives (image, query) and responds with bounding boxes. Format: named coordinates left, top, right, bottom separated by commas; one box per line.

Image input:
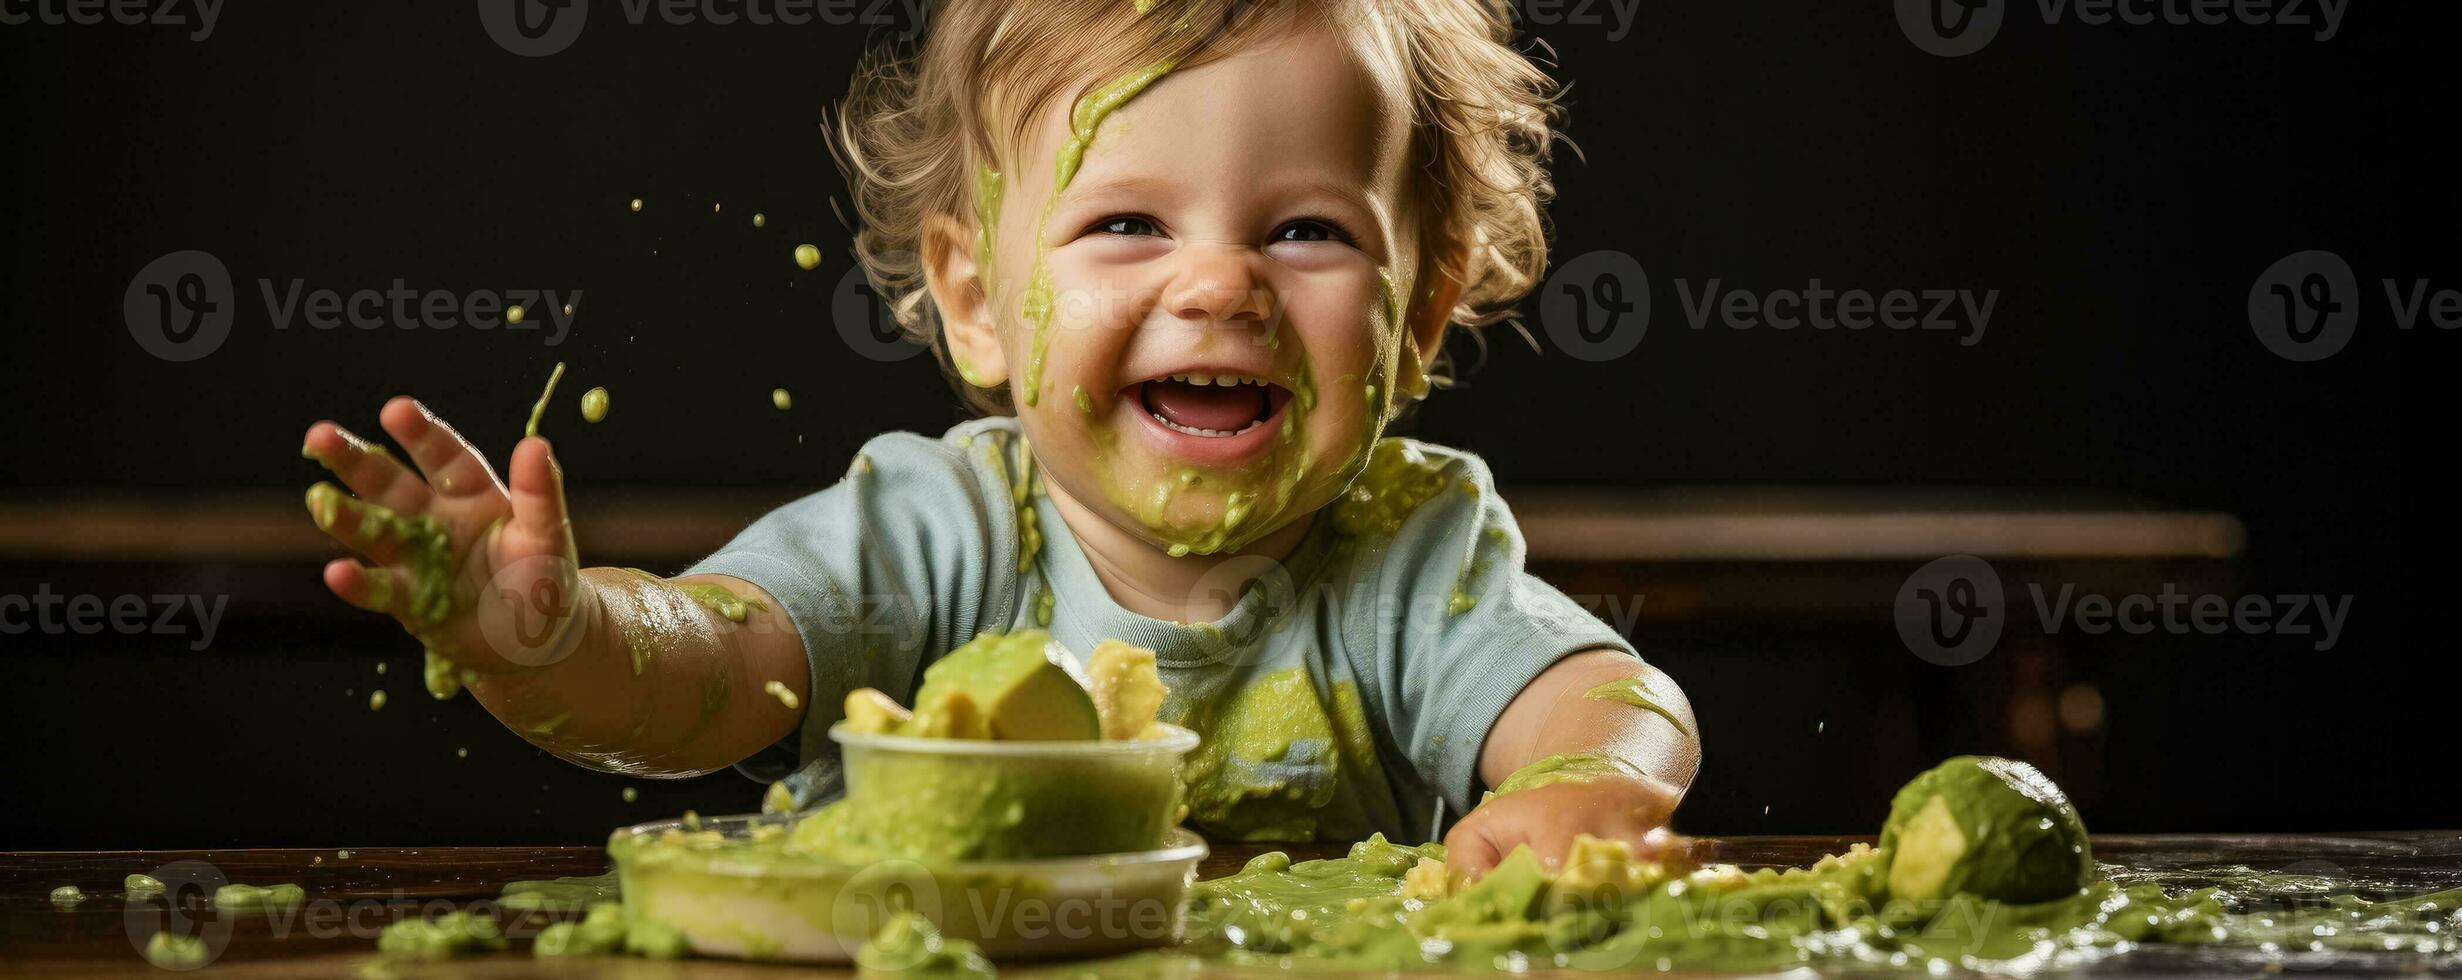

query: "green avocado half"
left=1877, top=755, right=2093, bottom=905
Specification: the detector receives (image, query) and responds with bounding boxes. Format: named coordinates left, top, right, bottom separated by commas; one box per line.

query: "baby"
left=298, top=0, right=1697, bottom=876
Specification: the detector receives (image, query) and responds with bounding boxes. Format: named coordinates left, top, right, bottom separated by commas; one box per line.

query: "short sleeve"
left=1343, top=443, right=1638, bottom=824
left=681, top=427, right=1021, bottom=798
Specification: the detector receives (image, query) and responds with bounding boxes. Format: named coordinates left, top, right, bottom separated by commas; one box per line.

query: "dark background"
left=1, top=2, right=2450, bottom=848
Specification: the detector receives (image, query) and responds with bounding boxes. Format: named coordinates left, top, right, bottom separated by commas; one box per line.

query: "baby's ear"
left=921, top=212, right=1008, bottom=389
left=1403, top=236, right=1471, bottom=397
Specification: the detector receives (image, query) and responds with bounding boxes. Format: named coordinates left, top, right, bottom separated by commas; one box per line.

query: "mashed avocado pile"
left=1133, top=755, right=2462, bottom=975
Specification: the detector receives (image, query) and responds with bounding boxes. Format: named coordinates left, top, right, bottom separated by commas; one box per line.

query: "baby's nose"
left=1164, top=245, right=1274, bottom=324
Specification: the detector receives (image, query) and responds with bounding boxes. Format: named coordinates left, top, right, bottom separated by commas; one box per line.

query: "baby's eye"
left=1273, top=219, right=1351, bottom=245
left=1094, top=215, right=1164, bottom=237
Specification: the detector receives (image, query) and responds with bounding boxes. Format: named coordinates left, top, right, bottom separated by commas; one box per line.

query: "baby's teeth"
left=1150, top=411, right=1266, bottom=438
left=1186, top=374, right=1211, bottom=386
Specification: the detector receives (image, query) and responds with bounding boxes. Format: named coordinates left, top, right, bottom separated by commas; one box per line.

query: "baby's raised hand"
left=1442, top=771, right=1691, bottom=880
left=301, top=396, right=583, bottom=694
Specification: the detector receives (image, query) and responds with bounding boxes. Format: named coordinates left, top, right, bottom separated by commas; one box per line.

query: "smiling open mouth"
left=1132, top=373, right=1293, bottom=437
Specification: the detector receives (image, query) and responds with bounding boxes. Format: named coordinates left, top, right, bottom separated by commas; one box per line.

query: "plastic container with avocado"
left=787, top=630, right=1193, bottom=863
left=1878, top=754, right=2094, bottom=905
left=606, top=631, right=1209, bottom=964
left=611, top=813, right=1205, bottom=963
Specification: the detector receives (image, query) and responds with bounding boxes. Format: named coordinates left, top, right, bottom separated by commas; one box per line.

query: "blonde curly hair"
left=832, top=0, right=1562, bottom=414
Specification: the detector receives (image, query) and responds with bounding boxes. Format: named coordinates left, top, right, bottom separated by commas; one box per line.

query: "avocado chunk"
left=1416, top=847, right=1552, bottom=929
left=1086, top=639, right=1166, bottom=739
left=901, top=630, right=1099, bottom=740
left=842, top=688, right=913, bottom=735
left=1878, top=755, right=2094, bottom=905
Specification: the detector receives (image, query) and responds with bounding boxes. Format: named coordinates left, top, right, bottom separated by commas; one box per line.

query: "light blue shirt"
left=686, top=416, right=1636, bottom=843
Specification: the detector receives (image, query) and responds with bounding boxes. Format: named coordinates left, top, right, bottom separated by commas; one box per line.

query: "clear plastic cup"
left=820, top=721, right=1200, bottom=862
left=611, top=813, right=1207, bottom=962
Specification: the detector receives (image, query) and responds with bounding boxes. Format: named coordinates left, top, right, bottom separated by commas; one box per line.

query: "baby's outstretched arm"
left=1444, top=649, right=1701, bottom=877
left=301, top=397, right=807, bottom=777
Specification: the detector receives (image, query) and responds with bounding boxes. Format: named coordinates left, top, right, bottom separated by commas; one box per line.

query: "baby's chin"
left=1085, top=443, right=1337, bottom=558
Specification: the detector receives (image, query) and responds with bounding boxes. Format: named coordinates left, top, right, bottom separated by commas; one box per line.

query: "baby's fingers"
left=321, top=558, right=411, bottom=616
left=305, top=481, right=422, bottom=566
left=1442, top=821, right=1509, bottom=880
left=506, top=436, right=571, bottom=543
left=380, top=396, right=503, bottom=499
left=303, top=421, right=428, bottom=512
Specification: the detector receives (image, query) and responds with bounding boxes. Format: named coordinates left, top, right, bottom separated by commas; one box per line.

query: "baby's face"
left=983, top=22, right=1419, bottom=557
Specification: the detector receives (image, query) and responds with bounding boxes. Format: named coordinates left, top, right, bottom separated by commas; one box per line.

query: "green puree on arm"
left=1581, top=678, right=1689, bottom=735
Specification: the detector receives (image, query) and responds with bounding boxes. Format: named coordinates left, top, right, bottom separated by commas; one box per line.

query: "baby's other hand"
left=301, top=397, right=581, bottom=683
left=1441, top=772, right=1692, bottom=879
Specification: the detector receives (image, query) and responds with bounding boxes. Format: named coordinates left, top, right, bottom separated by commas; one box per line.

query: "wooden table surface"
left=5, top=832, right=2457, bottom=977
